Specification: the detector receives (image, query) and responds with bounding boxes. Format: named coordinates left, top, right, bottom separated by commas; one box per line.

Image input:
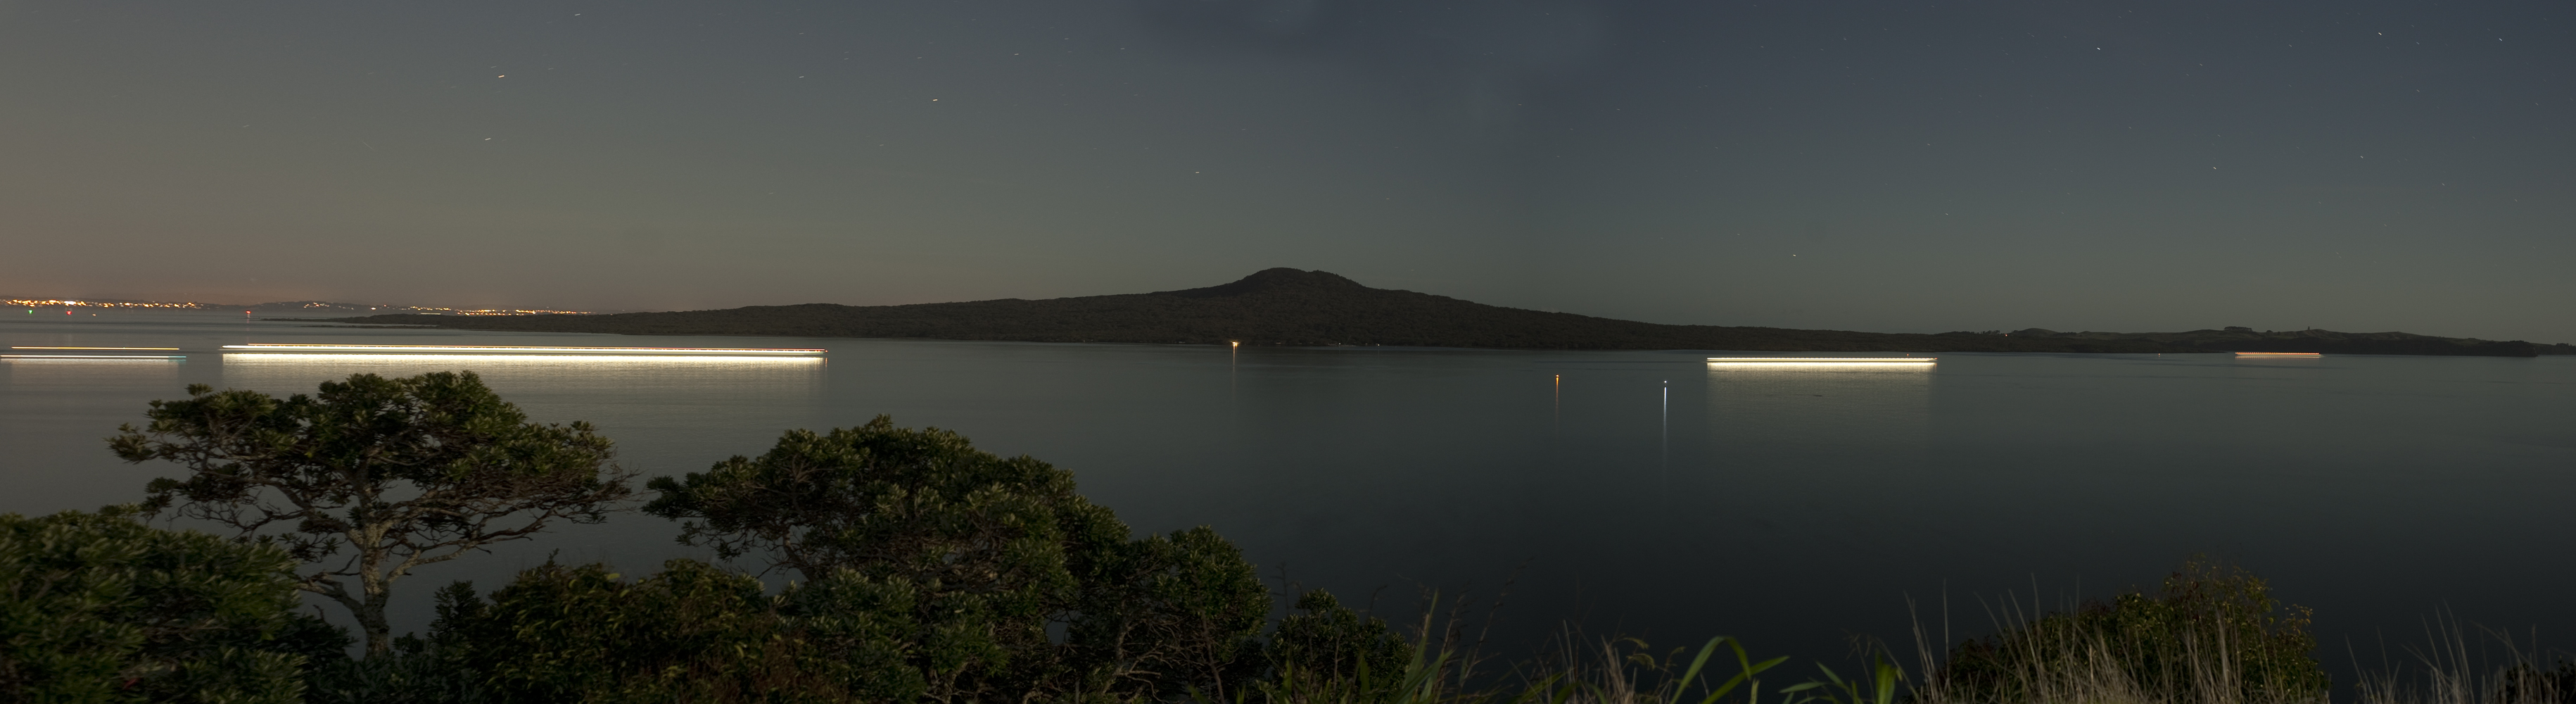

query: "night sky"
left=4, top=1, right=2568, bottom=341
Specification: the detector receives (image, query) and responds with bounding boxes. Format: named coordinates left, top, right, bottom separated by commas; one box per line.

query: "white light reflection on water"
left=217, top=354, right=827, bottom=408
left=223, top=344, right=825, bottom=355
left=222, top=353, right=825, bottom=364
left=2, top=355, right=189, bottom=360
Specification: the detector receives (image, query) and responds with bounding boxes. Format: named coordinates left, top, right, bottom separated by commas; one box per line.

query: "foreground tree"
left=0, top=506, right=345, bottom=703
left=110, top=371, right=636, bottom=655
left=645, top=415, right=1271, bottom=701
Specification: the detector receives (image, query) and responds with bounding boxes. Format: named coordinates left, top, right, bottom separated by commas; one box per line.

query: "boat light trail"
left=1707, top=357, right=1936, bottom=363
left=223, top=353, right=820, bottom=363
left=3, top=354, right=186, bottom=360
left=224, top=344, right=825, bottom=355
left=2234, top=352, right=2321, bottom=357
left=12, top=346, right=182, bottom=351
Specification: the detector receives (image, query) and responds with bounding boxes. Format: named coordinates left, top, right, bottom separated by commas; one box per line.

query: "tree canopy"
left=644, top=416, right=1272, bottom=701
left=0, top=507, right=345, bottom=703
left=110, top=371, right=636, bottom=655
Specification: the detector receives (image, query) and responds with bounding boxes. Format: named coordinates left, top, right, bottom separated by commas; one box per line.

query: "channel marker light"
left=223, top=344, right=825, bottom=356
left=1707, top=357, right=1936, bottom=364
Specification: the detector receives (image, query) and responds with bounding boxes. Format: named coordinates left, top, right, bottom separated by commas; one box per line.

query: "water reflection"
left=1705, top=363, right=1931, bottom=448
left=0, top=354, right=187, bottom=517
left=219, top=353, right=825, bottom=398
left=1, top=357, right=185, bottom=380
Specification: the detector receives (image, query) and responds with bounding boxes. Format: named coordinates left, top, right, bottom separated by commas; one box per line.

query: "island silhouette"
left=326, top=268, right=2551, bottom=356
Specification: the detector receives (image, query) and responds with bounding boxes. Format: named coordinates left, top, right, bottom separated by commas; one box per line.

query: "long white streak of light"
left=3, top=355, right=187, bottom=360
left=1706, top=358, right=1936, bottom=363
left=222, top=353, right=822, bottom=363
left=12, top=346, right=182, bottom=351
left=224, top=344, right=825, bottom=355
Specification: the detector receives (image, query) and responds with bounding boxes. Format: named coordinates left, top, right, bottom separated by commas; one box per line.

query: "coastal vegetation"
left=6, top=372, right=2564, bottom=703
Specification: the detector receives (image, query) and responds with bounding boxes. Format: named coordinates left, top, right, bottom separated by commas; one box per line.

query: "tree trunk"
left=357, top=532, right=395, bottom=657
left=358, top=593, right=393, bottom=656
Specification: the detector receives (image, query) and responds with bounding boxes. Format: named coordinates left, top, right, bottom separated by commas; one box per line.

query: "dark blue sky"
left=4, top=1, right=2568, bottom=341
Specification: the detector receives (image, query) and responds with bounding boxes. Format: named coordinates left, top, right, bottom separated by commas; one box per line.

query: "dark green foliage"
left=777, top=568, right=932, bottom=703
left=330, top=268, right=2212, bottom=353
left=0, top=506, right=345, bottom=703
left=424, top=560, right=862, bottom=703
left=412, top=552, right=1278, bottom=703
left=642, top=415, right=1117, bottom=700
left=1261, top=590, right=1413, bottom=699
left=303, top=638, right=493, bottom=704
left=109, top=371, right=636, bottom=655
left=1067, top=527, right=1274, bottom=702
left=644, top=416, right=1274, bottom=702
left=1934, top=558, right=2329, bottom=703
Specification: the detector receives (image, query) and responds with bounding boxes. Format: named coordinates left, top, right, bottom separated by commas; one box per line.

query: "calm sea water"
left=6, top=310, right=2570, bottom=674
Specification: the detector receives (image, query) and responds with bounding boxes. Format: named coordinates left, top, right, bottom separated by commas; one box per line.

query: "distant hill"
left=327, top=268, right=2202, bottom=353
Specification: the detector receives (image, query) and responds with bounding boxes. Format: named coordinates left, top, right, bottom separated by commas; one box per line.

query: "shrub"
left=0, top=507, right=345, bottom=703
left=1927, top=558, right=2329, bottom=704
left=1262, top=589, right=1413, bottom=700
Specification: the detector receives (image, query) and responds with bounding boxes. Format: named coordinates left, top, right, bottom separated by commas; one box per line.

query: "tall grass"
left=1233, top=592, right=1903, bottom=704
left=1903, top=559, right=2329, bottom=704
left=2350, top=615, right=2572, bottom=704
left=1233, top=559, right=2565, bottom=704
